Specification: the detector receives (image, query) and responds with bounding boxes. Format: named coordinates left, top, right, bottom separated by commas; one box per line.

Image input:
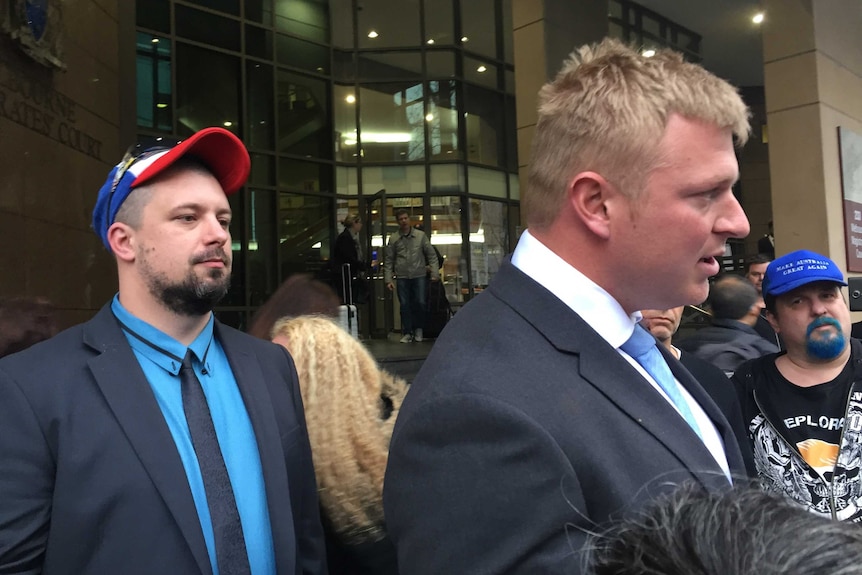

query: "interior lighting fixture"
left=345, top=94, right=356, bottom=103
left=752, top=12, right=764, bottom=24
left=368, top=30, right=379, bottom=39
left=156, top=103, right=168, bottom=109
left=151, top=38, right=159, bottom=43
left=425, top=113, right=434, bottom=122
left=461, top=36, right=469, bottom=42
left=223, top=121, right=233, bottom=127
left=642, top=49, right=656, bottom=58
left=427, top=39, right=435, bottom=45
left=476, top=65, right=487, bottom=73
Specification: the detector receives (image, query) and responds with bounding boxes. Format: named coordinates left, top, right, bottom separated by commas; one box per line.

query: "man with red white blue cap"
left=733, top=248, right=862, bottom=522
left=0, top=128, right=326, bottom=574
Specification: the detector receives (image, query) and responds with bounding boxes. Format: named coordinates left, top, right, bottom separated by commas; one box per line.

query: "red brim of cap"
left=130, top=127, right=250, bottom=195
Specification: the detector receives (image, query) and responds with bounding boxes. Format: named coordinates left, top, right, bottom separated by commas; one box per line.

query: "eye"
left=219, top=218, right=231, bottom=229
left=177, top=214, right=196, bottom=222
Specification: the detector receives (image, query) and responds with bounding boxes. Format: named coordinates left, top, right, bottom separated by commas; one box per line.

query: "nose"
left=715, top=194, right=750, bottom=239
left=811, top=299, right=829, bottom=316
left=204, top=214, right=230, bottom=245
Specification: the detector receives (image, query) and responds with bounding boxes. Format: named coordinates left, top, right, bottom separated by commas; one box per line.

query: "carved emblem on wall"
left=3, top=0, right=65, bottom=69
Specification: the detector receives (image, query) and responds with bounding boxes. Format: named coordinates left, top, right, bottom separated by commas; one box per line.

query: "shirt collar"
left=511, top=230, right=639, bottom=348
left=111, top=294, right=215, bottom=375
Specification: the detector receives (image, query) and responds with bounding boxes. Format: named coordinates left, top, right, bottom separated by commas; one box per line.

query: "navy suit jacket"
left=383, top=261, right=746, bottom=574
left=0, top=305, right=326, bottom=575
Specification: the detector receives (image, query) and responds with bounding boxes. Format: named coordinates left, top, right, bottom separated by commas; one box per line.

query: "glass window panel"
left=137, top=0, right=170, bottom=33
left=464, top=57, right=497, bottom=90
left=176, top=43, right=240, bottom=137
left=357, top=0, right=420, bottom=49
left=508, top=173, right=520, bottom=200
left=330, top=0, right=354, bottom=50
left=428, top=195, right=465, bottom=304
left=275, top=0, right=329, bottom=43
left=184, top=0, right=239, bottom=16
left=460, top=0, right=497, bottom=58
left=278, top=192, right=333, bottom=278
left=223, top=191, right=246, bottom=306
left=277, top=70, right=331, bottom=158
left=334, top=84, right=358, bottom=162
left=424, top=0, right=454, bottom=45
left=246, top=0, right=273, bottom=25
left=502, top=0, right=514, bottom=64
left=609, top=0, right=623, bottom=19
left=643, top=14, right=661, bottom=37
left=136, top=33, right=172, bottom=131
left=278, top=157, right=333, bottom=193
left=333, top=50, right=356, bottom=80
left=504, top=94, right=517, bottom=171
left=247, top=62, right=274, bottom=149
left=469, top=198, right=507, bottom=290
left=336, top=166, right=359, bottom=195
left=508, top=203, right=521, bottom=251
left=358, top=51, right=422, bottom=80
left=464, top=84, right=504, bottom=167
left=276, top=34, right=329, bottom=74
left=361, top=165, right=425, bottom=195
left=245, top=24, right=272, bottom=60
left=468, top=166, right=506, bottom=198
left=214, top=310, right=247, bottom=330
left=430, top=164, right=464, bottom=193
left=608, top=20, right=624, bottom=41
left=428, top=80, right=460, bottom=160
left=250, top=153, right=275, bottom=185
left=358, top=82, right=426, bottom=162
left=426, top=50, right=455, bottom=78
left=248, top=189, right=278, bottom=306
left=505, top=69, right=514, bottom=94
left=175, top=5, right=240, bottom=52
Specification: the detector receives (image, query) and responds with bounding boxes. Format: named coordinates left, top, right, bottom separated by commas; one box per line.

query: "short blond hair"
left=271, top=315, right=408, bottom=543
left=524, top=38, right=750, bottom=229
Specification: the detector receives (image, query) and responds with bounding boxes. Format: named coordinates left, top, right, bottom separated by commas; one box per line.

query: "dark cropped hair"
left=587, top=482, right=862, bottom=575
left=0, top=296, right=59, bottom=358
left=247, top=274, right=340, bottom=339
left=745, top=253, right=773, bottom=273
left=709, top=274, right=758, bottom=321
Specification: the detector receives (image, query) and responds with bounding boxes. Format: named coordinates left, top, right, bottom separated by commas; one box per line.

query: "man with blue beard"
left=733, top=249, right=862, bottom=521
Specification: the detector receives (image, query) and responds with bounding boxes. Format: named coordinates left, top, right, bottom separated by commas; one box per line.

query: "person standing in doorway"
left=383, top=209, right=438, bottom=343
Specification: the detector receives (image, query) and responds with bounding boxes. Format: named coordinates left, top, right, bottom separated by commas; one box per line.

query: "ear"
left=567, top=171, right=616, bottom=240
left=765, top=309, right=780, bottom=333
left=107, top=222, right=136, bottom=263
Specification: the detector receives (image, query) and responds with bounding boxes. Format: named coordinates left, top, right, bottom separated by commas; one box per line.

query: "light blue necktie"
left=621, top=325, right=702, bottom=440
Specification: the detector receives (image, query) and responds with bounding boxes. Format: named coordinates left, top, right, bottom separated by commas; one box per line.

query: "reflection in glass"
left=278, top=157, right=333, bottom=193
left=276, top=34, right=329, bottom=74
left=277, top=70, right=331, bottom=158
left=362, top=166, right=425, bottom=195
left=428, top=196, right=466, bottom=304
left=424, top=0, right=454, bottom=45
left=464, top=84, right=504, bottom=167
left=428, top=80, right=460, bottom=160
left=176, top=43, right=240, bottom=137
left=336, top=166, right=359, bottom=195
left=469, top=198, right=507, bottom=290
left=464, top=57, right=497, bottom=90
left=275, top=0, right=329, bottom=43
left=175, top=5, right=240, bottom=52
left=278, top=192, right=333, bottom=280
left=358, top=83, right=426, bottom=162
left=460, top=0, right=497, bottom=58
left=136, top=32, right=171, bottom=131
left=334, top=84, right=358, bottom=162
left=248, top=189, right=278, bottom=306
left=357, top=0, right=420, bottom=49
left=246, top=62, right=274, bottom=149
left=358, top=51, right=422, bottom=80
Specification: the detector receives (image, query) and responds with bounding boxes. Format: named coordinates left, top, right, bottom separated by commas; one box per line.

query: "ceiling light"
left=477, top=65, right=487, bottom=73
left=367, top=30, right=379, bottom=39
left=425, top=113, right=434, bottom=122
left=156, top=103, right=168, bottom=109
left=427, top=39, right=435, bottom=45
left=752, top=12, right=764, bottom=24
left=223, top=121, right=233, bottom=127
left=642, top=49, right=656, bottom=58
left=345, top=94, right=356, bottom=104
left=151, top=38, right=159, bottom=43
left=461, top=36, right=469, bottom=42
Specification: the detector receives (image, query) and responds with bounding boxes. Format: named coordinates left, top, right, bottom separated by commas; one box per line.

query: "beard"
left=805, top=317, right=846, bottom=360
left=140, top=247, right=231, bottom=317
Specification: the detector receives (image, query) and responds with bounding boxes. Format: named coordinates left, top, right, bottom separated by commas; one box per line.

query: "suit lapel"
left=216, top=324, right=296, bottom=572
left=84, top=305, right=212, bottom=575
left=489, top=262, right=728, bottom=487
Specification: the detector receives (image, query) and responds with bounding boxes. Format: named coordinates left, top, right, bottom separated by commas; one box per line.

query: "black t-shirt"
left=761, top=357, right=853, bottom=476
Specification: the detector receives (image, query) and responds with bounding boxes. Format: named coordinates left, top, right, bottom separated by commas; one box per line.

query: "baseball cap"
left=92, top=127, right=250, bottom=251
left=762, top=249, right=847, bottom=297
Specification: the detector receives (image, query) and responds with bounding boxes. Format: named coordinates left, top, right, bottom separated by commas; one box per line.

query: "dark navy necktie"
left=621, top=325, right=703, bottom=440
left=181, top=350, right=251, bottom=575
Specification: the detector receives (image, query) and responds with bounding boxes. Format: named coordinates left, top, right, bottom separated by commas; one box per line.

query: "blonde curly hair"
left=271, top=315, right=408, bottom=544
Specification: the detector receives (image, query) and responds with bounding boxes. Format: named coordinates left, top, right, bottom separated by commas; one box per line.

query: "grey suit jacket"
left=0, top=304, right=326, bottom=575
left=383, top=261, right=746, bottom=575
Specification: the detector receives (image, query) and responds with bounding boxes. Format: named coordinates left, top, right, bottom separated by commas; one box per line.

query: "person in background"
left=677, top=274, right=778, bottom=376
left=248, top=273, right=340, bottom=339
left=745, top=253, right=781, bottom=347
left=272, top=315, right=406, bottom=575
left=734, top=249, right=862, bottom=521
left=384, top=38, right=751, bottom=574
left=383, top=209, right=438, bottom=343
left=333, top=213, right=368, bottom=305
left=0, top=127, right=326, bottom=574
left=587, top=482, right=862, bottom=575
left=641, top=307, right=754, bottom=476
left=0, top=296, right=59, bottom=358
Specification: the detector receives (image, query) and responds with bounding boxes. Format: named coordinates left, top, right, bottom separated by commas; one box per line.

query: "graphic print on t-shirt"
left=797, top=438, right=839, bottom=474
